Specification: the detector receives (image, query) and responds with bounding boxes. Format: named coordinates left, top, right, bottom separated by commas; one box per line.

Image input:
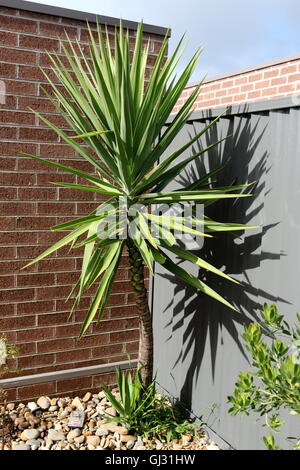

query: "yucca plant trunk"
left=126, top=239, right=153, bottom=387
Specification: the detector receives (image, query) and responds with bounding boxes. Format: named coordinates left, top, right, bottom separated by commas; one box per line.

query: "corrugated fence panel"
left=152, top=98, right=300, bottom=449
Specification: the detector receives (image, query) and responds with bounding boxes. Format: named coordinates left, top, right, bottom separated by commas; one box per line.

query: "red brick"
left=16, top=216, right=56, bottom=230
left=0, top=246, right=15, bottom=259
left=18, top=353, right=55, bottom=369
left=18, top=342, right=36, bottom=356
left=56, top=376, right=92, bottom=393
left=262, top=87, right=278, bottom=97
left=39, top=22, right=78, bottom=39
left=17, top=381, right=56, bottom=401
left=19, top=187, right=57, bottom=200
left=1, top=142, right=37, bottom=156
left=278, top=84, right=296, bottom=93
left=77, top=333, right=110, bottom=348
left=110, top=304, right=138, bottom=318
left=280, top=65, right=297, bottom=75
left=19, top=127, right=58, bottom=142
left=249, top=73, right=263, bottom=82
left=56, top=271, right=80, bottom=284
left=36, top=173, right=75, bottom=185
left=92, top=319, right=126, bottom=334
left=17, top=245, right=48, bottom=259
left=0, top=126, right=17, bottom=140
left=37, top=202, right=75, bottom=215
left=59, top=187, right=95, bottom=201
left=110, top=329, right=139, bottom=343
left=255, top=80, right=270, bottom=90
left=0, top=94, right=17, bottom=109
left=38, top=113, right=70, bottom=129
left=234, top=76, right=248, bottom=85
left=55, top=323, right=81, bottom=337
left=0, top=315, right=36, bottom=329
left=92, top=371, right=117, bottom=388
left=56, top=347, right=91, bottom=363
left=240, top=84, right=254, bottom=92
left=1, top=202, right=35, bottom=215
left=18, top=157, right=54, bottom=172
left=126, top=341, right=139, bottom=353
left=16, top=272, right=55, bottom=287
left=38, top=312, right=71, bottom=326
left=19, top=34, right=60, bottom=51
left=221, top=80, right=234, bottom=88
left=248, top=91, right=261, bottom=99
left=215, top=89, right=227, bottom=98
left=271, top=77, right=286, bottom=86
left=0, top=233, right=38, bottom=248
left=37, top=231, right=67, bottom=244
left=18, top=96, right=56, bottom=113
left=35, top=285, right=71, bottom=300
left=0, top=15, right=38, bottom=33
left=17, top=326, right=54, bottom=342
left=0, top=31, right=17, bottom=46
left=2, top=79, right=36, bottom=95
left=0, top=111, right=35, bottom=125
left=37, top=337, right=74, bottom=353
left=38, top=258, right=76, bottom=272
left=17, top=300, right=55, bottom=315
left=39, top=144, right=76, bottom=158
left=108, top=293, right=127, bottom=306
left=0, top=214, right=16, bottom=231
left=18, top=64, right=55, bottom=82
left=0, top=187, right=17, bottom=199
left=0, top=275, right=14, bottom=288
left=76, top=202, right=99, bottom=214
left=233, top=94, right=247, bottom=102
left=288, top=73, right=300, bottom=83
left=0, top=63, right=17, bottom=77
left=92, top=343, right=123, bottom=357
left=0, top=47, right=37, bottom=65
left=264, top=69, right=279, bottom=79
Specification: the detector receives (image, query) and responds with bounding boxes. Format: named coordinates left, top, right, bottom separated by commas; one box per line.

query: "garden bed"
left=0, top=390, right=220, bottom=451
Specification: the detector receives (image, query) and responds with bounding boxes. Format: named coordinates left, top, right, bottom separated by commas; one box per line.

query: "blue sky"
left=27, top=0, right=300, bottom=83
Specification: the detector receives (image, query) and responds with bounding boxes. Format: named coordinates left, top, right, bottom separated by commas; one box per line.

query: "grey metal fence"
left=151, top=96, right=300, bottom=450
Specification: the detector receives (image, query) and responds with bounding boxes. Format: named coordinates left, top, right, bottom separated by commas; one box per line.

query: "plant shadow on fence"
left=154, top=106, right=291, bottom=412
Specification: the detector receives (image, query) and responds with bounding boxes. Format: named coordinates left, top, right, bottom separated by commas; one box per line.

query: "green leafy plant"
left=21, top=21, right=255, bottom=386
left=101, top=366, right=156, bottom=428
left=228, top=304, right=300, bottom=450
left=101, top=367, right=198, bottom=441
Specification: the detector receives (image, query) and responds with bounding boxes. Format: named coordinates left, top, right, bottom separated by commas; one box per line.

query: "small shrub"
left=0, top=335, right=19, bottom=443
left=228, top=304, right=300, bottom=450
left=101, top=367, right=198, bottom=441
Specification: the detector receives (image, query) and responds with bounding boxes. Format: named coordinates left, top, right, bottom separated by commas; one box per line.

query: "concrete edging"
left=0, top=360, right=138, bottom=389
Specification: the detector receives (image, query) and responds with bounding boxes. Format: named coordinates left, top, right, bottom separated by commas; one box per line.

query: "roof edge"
left=186, top=52, right=300, bottom=89
left=0, top=0, right=171, bottom=37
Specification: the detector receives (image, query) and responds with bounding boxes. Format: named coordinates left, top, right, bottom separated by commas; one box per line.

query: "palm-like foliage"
left=21, top=22, right=255, bottom=385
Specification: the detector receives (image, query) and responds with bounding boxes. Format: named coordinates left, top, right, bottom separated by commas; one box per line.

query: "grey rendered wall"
left=152, top=97, right=300, bottom=450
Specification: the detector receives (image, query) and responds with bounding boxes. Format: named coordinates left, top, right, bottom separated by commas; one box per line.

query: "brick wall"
left=0, top=3, right=167, bottom=400
left=173, top=55, right=300, bottom=113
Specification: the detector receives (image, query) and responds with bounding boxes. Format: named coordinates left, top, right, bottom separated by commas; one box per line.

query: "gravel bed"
left=0, top=390, right=220, bottom=451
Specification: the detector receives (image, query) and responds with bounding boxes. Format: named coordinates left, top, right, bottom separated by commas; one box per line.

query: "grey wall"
left=152, top=97, right=300, bottom=450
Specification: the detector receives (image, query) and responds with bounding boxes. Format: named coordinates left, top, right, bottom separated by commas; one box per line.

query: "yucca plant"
left=21, top=22, right=255, bottom=386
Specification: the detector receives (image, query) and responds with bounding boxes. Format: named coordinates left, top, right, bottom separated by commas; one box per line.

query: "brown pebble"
left=120, top=435, right=137, bottom=443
